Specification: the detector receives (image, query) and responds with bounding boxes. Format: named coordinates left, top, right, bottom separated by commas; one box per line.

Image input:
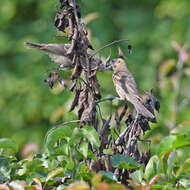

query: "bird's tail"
left=128, top=95, right=155, bottom=120
left=24, top=42, right=44, bottom=49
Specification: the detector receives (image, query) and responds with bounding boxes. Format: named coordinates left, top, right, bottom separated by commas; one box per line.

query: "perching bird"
left=110, top=58, right=155, bottom=120
left=24, top=42, right=73, bottom=70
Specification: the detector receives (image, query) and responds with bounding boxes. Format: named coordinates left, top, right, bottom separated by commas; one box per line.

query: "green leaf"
left=166, top=150, right=176, bottom=177
left=45, top=125, right=72, bottom=155
left=179, top=178, right=190, bottom=189
left=145, top=155, right=160, bottom=181
left=46, top=167, right=64, bottom=182
left=79, top=142, right=88, bottom=158
left=99, top=171, right=117, bottom=181
left=0, top=138, right=18, bottom=152
left=176, top=158, right=190, bottom=177
left=158, top=136, right=176, bottom=157
left=111, top=154, right=140, bottom=170
left=131, top=170, right=143, bottom=183
left=81, top=126, right=100, bottom=149
left=66, top=160, right=74, bottom=171
left=173, top=134, right=190, bottom=149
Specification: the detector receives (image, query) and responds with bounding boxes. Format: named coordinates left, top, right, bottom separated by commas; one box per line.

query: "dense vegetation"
left=1, top=0, right=190, bottom=189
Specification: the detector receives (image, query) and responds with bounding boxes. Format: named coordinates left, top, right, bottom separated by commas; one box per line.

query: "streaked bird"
left=110, top=58, right=155, bottom=120
left=24, top=42, right=73, bottom=70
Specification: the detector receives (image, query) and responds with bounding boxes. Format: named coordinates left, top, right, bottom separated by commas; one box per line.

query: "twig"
left=91, top=39, right=129, bottom=57
left=125, top=113, right=139, bottom=155
left=55, top=120, right=81, bottom=128
left=96, top=96, right=120, bottom=104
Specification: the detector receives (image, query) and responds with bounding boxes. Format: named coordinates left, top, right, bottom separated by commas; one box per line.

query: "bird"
left=24, top=42, right=73, bottom=70
left=110, top=58, right=155, bottom=120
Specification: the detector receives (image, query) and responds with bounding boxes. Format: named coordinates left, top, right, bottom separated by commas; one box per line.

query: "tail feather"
left=127, top=95, right=155, bottom=120
left=24, top=42, right=44, bottom=49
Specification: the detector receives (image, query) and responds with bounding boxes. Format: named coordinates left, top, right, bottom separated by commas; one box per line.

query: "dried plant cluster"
left=25, top=0, right=160, bottom=186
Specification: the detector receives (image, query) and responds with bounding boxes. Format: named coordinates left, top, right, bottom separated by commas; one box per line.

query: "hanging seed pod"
left=69, top=88, right=80, bottom=112
left=70, top=60, right=82, bottom=80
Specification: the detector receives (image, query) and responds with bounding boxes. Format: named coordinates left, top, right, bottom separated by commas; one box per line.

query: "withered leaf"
left=69, top=88, right=80, bottom=112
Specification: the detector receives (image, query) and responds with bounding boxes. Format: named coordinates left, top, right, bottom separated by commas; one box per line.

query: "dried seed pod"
left=70, top=60, right=82, bottom=80
left=54, top=11, right=69, bottom=32
left=80, top=102, right=96, bottom=125
left=69, top=88, right=80, bottom=112
left=67, top=28, right=78, bottom=55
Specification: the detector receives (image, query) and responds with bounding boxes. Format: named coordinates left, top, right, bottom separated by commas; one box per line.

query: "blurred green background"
left=1, top=0, right=190, bottom=153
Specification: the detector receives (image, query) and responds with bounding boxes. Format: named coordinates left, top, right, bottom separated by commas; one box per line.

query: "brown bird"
left=24, top=42, right=73, bottom=70
left=110, top=58, right=155, bottom=120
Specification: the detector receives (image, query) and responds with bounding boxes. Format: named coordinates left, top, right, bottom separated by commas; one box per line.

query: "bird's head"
left=106, top=58, right=126, bottom=71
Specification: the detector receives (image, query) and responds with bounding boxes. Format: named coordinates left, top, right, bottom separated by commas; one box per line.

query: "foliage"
left=1, top=0, right=190, bottom=189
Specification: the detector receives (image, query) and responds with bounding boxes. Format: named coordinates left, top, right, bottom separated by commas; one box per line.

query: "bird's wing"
left=113, top=71, right=141, bottom=99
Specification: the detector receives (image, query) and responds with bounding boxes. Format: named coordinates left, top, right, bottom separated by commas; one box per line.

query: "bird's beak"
left=105, top=59, right=116, bottom=70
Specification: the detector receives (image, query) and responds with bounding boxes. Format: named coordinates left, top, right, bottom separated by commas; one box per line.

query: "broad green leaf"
left=179, top=178, right=190, bottom=189
left=0, top=138, right=18, bottom=152
left=145, top=155, right=160, bottom=181
left=171, top=121, right=190, bottom=135
left=66, top=160, right=74, bottom=171
left=99, top=171, right=117, bottom=181
left=46, top=167, right=64, bottom=182
left=79, top=142, right=88, bottom=158
left=81, top=126, right=100, bottom=149
left=131, top=170, right=143, bottom=183
left=158, top=136, right=176, bottom=157
left=166, top=150, right=176, bottom=177
left=45, top=125, right=72, bottom=155
left=173, top=134, right=190, bottom=149
left=176, top=158, right=190, bottom=177
left=111, top=154, right=140, bottom=170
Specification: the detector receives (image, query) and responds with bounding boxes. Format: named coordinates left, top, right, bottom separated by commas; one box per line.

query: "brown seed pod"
left=69, top=88, right=80, bottom=112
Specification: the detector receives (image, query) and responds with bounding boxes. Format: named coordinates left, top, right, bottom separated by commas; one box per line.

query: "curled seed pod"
left=69, top=88, right=80, bottom=112
left=70, top=60, right=82, bottom=80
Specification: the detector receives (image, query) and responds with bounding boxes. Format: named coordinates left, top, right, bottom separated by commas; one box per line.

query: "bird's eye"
left=155, top=101, right=160, bottom=111
left=147, top=98, right=152, bottom=104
